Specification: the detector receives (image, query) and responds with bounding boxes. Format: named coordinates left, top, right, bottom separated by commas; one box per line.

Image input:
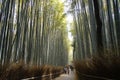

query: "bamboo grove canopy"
left=0, top=0, right=69, bottom=66
left=71, top=0, right=120, bottom=60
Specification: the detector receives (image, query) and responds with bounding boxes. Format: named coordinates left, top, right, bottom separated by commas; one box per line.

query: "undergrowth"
left=0, top=62, right=63, bottom=80
left=74, top=51, right=120, bottom=80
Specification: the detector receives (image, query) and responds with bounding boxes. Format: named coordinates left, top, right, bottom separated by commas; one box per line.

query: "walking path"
left=54, top=69, right=75, bottom=80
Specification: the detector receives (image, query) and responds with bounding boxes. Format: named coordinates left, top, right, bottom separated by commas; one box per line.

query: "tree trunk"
left=93, top=0, right=103, bottom=54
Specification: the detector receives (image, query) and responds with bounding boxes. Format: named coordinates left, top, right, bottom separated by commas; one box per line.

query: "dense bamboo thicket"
left=70, top=0, right=120, bottom=79
left=0, top=0, right=120, bottom=79
left=0, top=0, right=69, bottom=66
left=71, top=0, right=120, bottom=59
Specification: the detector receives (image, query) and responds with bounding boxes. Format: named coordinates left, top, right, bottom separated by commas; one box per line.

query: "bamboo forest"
left=0, top=0, right=120, bottom=80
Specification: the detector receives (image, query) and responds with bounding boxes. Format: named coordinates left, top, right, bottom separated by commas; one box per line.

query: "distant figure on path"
left=63, top=65, right=69, bottom=74
left=68, top=65, right=74, bottom=75
left=69, top=65, right=74, bottom=71
left=54, top=65, right=75, bottom=80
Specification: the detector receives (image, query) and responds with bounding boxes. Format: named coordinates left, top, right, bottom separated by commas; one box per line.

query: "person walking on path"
left=63, top=65, right=69, bottom=74
left=54, top=65, right=75, bottom=80
left=68, top=65, right=74, bottom=75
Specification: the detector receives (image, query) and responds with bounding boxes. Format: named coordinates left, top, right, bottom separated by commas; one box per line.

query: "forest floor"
left=54, top=70, right=75, bottom=80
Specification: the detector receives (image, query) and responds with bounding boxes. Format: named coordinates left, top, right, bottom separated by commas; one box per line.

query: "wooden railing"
left=21, top=71, right=63, bottom=80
